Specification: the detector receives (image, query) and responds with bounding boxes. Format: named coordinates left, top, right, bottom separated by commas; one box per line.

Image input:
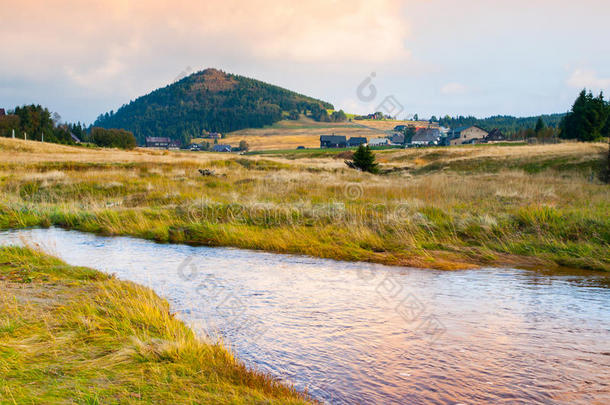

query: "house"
left=69, top=132, right=82, bottom=143
left=446, top=126, right=488, bottom=145
left=368, top=137, right=390, bottom=147
left=390, top=133, right=405, bottom=145
left=485, top=129, right=506, bottom=142
left=348, top=137, right=367, bottom=147
left=204, top=132, right=222, bottom=140
left=212, top=144, right=232, bottom=152
left=0, top=109, right=5, bottom=116
left=411, top=128, right=442, bottom=146
left=320, top=135, right=347, bottom=148
left=145, top=137, right=171, bottom=148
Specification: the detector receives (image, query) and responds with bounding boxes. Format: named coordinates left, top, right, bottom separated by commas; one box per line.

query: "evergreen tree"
left=331, top=110, right=347, bottom=122
left=603, top=106, right=610, bottom=137
left=535, top=117, right=546, bottom=134
left=351, top=145, right=379, bottom=174
left=403, top=126, right=417, bottom=144
left=560, top=89, right=608, bottom=141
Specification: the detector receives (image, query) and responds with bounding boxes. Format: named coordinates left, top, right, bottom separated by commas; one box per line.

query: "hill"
left=93, top=68, right=334, bottom=145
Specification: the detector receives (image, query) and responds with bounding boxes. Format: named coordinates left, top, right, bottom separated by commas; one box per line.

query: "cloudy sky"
left=2, top=0, right=609, bottom=123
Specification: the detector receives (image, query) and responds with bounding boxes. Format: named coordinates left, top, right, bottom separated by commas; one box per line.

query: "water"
left=1, top=228, right=608, bottom=404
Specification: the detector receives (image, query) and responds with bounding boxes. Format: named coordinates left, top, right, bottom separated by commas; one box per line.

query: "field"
left=219, top=117, right=375, bottom=150
left=217, top=117, right=434, bottom=151
left=0, top=137, right=608, bottom=271
left=0, top=246, right=309, bottom=403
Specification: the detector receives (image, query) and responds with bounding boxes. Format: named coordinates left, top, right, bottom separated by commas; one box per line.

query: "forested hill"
left=93, top=68, right=334, bottom=145
left=438, top=113, right=566, bottom=134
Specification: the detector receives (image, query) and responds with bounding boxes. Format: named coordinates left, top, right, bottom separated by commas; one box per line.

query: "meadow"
left=219, top=116, right=433, bottom=151
left=220, top=117, right=377, bottom=150
left=0, top=137, right=608, bottom=272
left=0, top=246, right=309, bottom=403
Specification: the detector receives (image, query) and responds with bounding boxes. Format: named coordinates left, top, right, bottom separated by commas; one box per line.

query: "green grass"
left=0, top=247, right=311, bottom=404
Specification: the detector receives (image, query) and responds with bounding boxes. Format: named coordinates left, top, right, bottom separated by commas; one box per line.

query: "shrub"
left=91, top=127, right=136, bottom=150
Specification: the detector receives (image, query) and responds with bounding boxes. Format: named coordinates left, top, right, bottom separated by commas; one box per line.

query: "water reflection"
left=0, top=228, right=608, bottom=404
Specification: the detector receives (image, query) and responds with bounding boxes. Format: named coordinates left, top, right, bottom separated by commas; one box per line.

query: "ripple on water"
left=0, top=227, right=609, bottom=405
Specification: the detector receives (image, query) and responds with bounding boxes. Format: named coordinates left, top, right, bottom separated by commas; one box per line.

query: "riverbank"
left=0, top=246, right=310, bottom=403
left=0, top=138, right=608, bottom=272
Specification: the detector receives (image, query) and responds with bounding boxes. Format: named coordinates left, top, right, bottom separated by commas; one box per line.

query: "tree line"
left=0, top=104, right=136, bottom=150
left=0, top=105, right=75, bottom=144
left=437, top=113, right=565, bottom=136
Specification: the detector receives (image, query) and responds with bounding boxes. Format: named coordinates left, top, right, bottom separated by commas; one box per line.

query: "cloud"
left=440, top=82, right=467, bottom=95
left=567, top=69, right=610, bottom=92
left=0, top=0, right=411, bottom=120
left=0, top=0, right=410, bottom=76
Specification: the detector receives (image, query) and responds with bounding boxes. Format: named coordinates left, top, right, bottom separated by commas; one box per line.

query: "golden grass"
left=0, top=246, right=310, bottom=404
left=0, top=137, right=608, bottom=271
left=222, top=117, right=377, bottom=150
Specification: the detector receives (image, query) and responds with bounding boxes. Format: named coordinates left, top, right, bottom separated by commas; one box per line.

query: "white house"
left=368, top=138, right=390, bottom=146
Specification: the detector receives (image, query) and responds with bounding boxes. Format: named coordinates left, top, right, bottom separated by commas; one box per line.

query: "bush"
left=91, top=127, right=136, bottom=150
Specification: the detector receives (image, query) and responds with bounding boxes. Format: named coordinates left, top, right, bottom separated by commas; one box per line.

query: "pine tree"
left=403, top=126, right=417, bottom=144
left=535, top=117, right=546, bottom=134
left=560, top=89, right=608, bottom=141
left=352, top=145, right=379, bottom=174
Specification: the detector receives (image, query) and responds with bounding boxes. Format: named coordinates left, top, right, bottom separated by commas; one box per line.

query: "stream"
left=0, top=227, right=608, bottom=404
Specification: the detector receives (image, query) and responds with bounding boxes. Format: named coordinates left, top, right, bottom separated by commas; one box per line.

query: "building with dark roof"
left=485, top=129, right=506, bottom=142
left=320, top=135, right=347, bottom=148
left=390, top=133, right=405, bottom=144
left=411, top=128, right=442, bottom=146
left=446, top=126, right=488, bottom=145
left=145, top=137, right=171, bottom=148
left=347, top=137, right=367, bottom=147
left=212, top=144, right=232, bottom=152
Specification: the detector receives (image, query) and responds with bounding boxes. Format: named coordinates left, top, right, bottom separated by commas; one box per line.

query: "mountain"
left=93, top=68, right=334, bottom=145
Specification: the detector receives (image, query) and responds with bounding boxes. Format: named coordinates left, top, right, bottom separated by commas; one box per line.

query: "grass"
left=222, top=116, right=379, bottom=150
left=0, top=246, right=310, bottom=404
left=0, top=137, right=608, bottom=272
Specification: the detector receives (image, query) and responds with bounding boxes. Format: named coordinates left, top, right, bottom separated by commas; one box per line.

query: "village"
left=139, top=122, right=509, bottom=153
left=318, top=123, right=507, bottom=150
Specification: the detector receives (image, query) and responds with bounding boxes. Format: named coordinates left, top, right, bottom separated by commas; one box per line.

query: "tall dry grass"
left=0, top=246, right=310, bottom=403
left=0, top=137, right=608, bottom=271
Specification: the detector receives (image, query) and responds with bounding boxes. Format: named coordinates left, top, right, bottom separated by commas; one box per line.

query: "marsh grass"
left=0, top=137, right=608, bottom=271
left=0, top=246, right=310, bottom=404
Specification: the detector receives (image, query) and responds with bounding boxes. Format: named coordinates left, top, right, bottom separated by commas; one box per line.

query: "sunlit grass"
left=0, top=137, right=608, bottom=271
left=0, top=246, right=310, bottom=403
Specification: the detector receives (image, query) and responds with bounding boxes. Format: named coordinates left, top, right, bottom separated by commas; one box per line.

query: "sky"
left=1, top=0, right=610, bottom=124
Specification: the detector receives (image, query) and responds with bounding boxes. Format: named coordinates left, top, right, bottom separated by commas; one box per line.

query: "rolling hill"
left=93, top=68, right=334, bottom=145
